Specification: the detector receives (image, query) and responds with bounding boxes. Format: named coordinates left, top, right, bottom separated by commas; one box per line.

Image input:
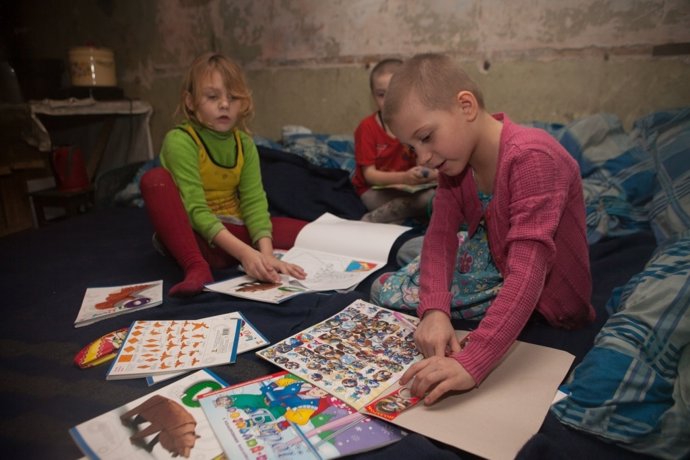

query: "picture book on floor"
left=279, top=212, right=411, bottom=291
left=256, top=299, right=423, bottom=411
left=205, top=274, right=311, bottom=304
left=74, top=280, right=163, bottom=327
left=146, top=311, right=269, bottom=385
left=106, top=312, right=242, bottom=380
left=199, top=370, right=406, bottom=460
left=70, top=369, right=227, bottom=460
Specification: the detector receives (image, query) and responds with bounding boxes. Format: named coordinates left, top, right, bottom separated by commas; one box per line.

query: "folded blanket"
left=551, top=231, right=690, bottom=459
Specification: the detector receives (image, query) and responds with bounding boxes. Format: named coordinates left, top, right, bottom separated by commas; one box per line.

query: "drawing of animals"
left=120, top=394, right=200, bottom=458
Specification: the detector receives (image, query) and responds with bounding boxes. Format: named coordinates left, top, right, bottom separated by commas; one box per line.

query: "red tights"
left=140, top=167, right=307, bottom=297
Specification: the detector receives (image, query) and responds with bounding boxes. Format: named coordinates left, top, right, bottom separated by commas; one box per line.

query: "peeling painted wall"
left=9, top=0, right=690, bottom=149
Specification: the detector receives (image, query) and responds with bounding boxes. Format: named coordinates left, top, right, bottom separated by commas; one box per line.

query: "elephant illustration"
left=120, top=394, right=200, bottom=458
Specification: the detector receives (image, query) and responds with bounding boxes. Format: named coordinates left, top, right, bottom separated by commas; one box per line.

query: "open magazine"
left=199, top=370, right=405, bottom=459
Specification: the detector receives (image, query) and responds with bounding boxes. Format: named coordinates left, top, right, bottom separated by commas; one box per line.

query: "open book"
left=372, top=182, right=437, bottom=193
left=199, top=370, right=405, bottom=459
left=206, top=213, right=410, bottom=301
left=74, top=280, right=163, bottom=327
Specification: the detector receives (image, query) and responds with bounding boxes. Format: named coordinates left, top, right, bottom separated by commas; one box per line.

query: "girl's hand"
left=268, top=256, right=307, bottom=280
left=239, top=249, right=282, bottom=283
left=399, top=356, right=476, bottom=405
left=414, top=310, right=461, bottom=358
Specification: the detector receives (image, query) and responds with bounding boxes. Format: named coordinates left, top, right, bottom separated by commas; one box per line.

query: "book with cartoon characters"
left=198, top=370, right=405, bottom=459
left=74, top=280, right=164, bottom=327
left=256, top=299, right=423, bottom=411
left=70, top=369, right=227, bottom=459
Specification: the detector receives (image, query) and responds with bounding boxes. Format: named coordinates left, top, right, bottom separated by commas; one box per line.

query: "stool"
left=30, top=187, right=93, bottom=227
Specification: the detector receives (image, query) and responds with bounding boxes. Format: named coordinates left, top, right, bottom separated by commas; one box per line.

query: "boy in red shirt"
left=352, top=58, right=437, bottom=223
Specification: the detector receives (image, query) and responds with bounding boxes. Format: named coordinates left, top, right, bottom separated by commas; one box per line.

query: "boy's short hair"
left=369, top=58, right=403, bottom=91
left=383, top=53, right=484, bottom=124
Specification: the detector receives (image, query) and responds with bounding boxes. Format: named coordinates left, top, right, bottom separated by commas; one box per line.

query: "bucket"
left=51, top=146, right=90, bottom=192
left=68, top=47, right=116, bottom=87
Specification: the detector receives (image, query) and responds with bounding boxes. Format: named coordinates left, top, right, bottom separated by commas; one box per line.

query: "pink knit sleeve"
left=417, top=173, right=465, bottom=319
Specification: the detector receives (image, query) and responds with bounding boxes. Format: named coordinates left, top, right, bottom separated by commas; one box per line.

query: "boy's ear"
left=456, top=90, right=478, bottom=121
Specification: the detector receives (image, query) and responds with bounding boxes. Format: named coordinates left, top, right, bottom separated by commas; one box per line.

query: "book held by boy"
left=198, top=370, right=406, bottom=459
left=106, top=312, right=241, bottom=380
left=256, top=299, right=423, bottom=411
left=74, top=280, right=163, bottom=327
left=70, top=369, right=227, bottom=459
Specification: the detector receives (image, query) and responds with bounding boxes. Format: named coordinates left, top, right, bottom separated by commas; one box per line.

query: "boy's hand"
left=406, top=166, right=437, bottom=185
left=400, top=356, right=476, bottom=405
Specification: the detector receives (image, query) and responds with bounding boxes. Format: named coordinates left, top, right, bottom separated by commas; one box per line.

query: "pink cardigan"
left=418, top=113, right=595, bottom=385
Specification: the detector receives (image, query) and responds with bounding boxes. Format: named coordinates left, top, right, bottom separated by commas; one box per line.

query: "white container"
left=68, top=47, right=117, bottom=87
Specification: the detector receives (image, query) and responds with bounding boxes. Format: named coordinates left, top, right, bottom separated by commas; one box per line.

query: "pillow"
left=632, top=108, right=690, bottom=245
left=529, top=114, right=656, bottom=206
left=550, top=231, right=690, bottom=459
left=529, top=114, right=655, bottom=243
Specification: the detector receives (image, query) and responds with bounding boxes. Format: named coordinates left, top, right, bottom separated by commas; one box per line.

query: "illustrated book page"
left=205, top=274, right=311, bottom=304
left=106, top=313, right=241, bottom=380
left=70, top=369, right=227, bottom=459
left=256, top=299, right=422, bottom=411
left=387, top=331, right=575, bottom=460
left=199, top=370, right=405, bottom=460
left=74, top=280, right=163, bottom=327
left=280, top=212, right=410, bottom=291
left=146, top=311, right=270, bottom=385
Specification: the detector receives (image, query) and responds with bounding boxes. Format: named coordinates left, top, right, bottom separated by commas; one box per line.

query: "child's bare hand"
left=414, top=310, right=461, bottom=358
left=269, top=257, right=306, bottom=280
left=240, top=250, right=282, bottom=283
left=399, top=356, right=476, bottom=405
left=406, top=166, right=436, bottom=185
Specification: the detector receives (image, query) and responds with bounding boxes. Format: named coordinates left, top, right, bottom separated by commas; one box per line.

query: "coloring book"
left=256, top=299, right=423, bottom=411
left=70, top=369, right=227, bottom=459
left=106, top=312, right=241, bottom=380
left=279, top=212, right=411, bottom=292
left=199, top=370, right=405, bottom=459
left=74, top=280, right=163, bottom=327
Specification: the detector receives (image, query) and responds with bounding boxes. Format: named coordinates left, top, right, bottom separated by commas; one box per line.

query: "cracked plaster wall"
left=9, top=0, right=690, bottom=149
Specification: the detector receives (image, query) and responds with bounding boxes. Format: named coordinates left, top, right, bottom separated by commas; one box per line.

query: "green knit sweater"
left=159, top=121, right=271, bottom=244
